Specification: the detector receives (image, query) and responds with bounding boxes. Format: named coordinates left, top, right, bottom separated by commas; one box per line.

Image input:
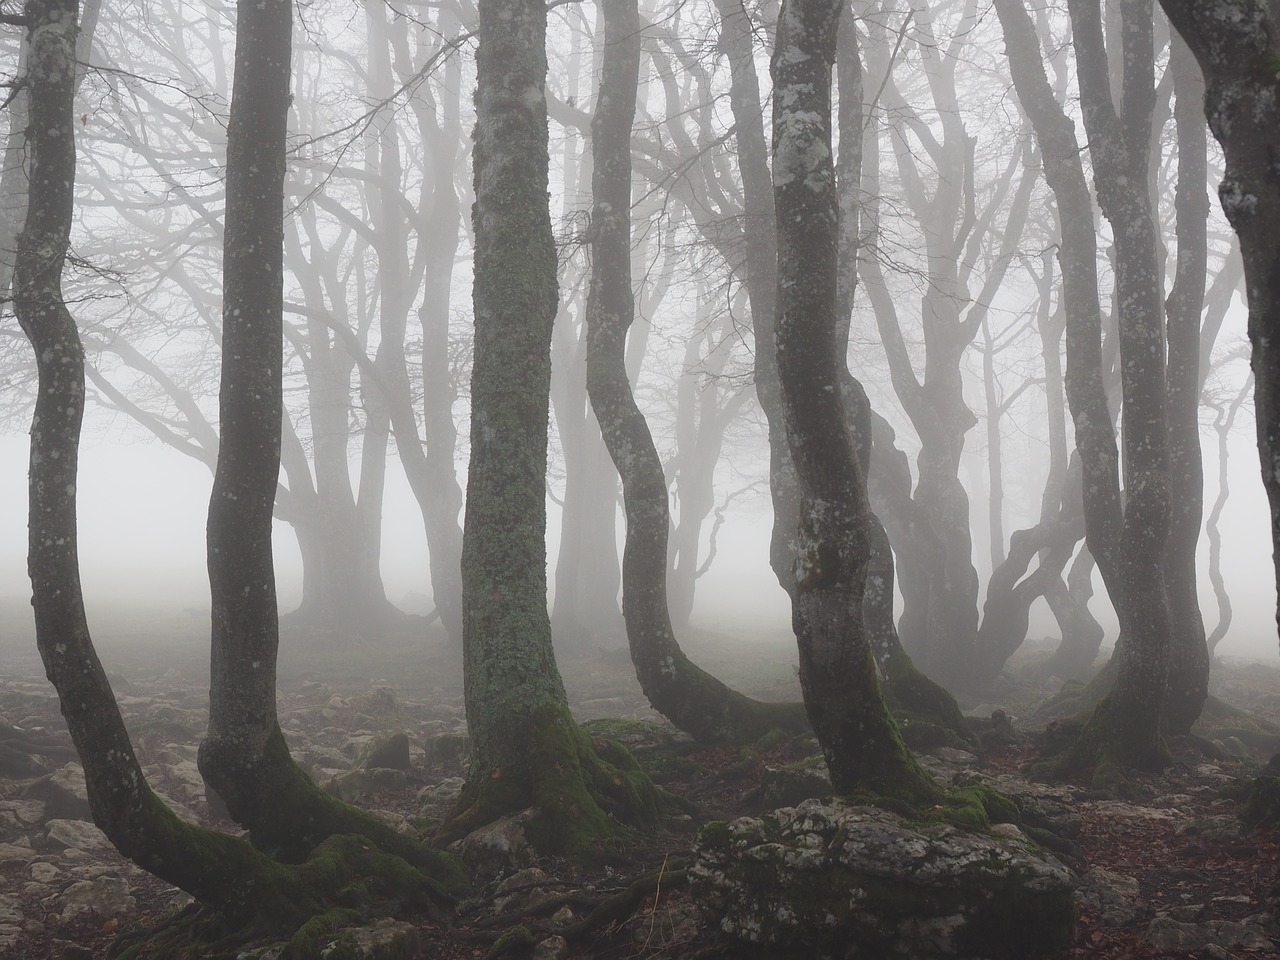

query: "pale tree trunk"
left=1205, top=376, right=1252, bottom=655
left=772, top=0, right=933, bottom=800
left=1158, top=0, right=1280, bottom=649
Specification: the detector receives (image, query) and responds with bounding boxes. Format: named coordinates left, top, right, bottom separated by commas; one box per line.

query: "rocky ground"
left=1, top=608, right=1279, bottom=959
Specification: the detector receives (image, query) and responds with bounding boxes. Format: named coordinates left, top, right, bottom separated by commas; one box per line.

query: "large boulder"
left=690, top=798, right=1076, bottom=959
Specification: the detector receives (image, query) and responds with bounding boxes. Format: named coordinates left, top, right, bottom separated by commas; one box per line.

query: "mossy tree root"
left=881, top=654, right=977, bottom=750
left=1030, top=693, right=1171, bottom=789
left=438, top=704, right=662, bottom=857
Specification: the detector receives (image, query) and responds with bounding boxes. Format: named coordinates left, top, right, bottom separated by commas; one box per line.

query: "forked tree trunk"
left=772, top=0, right=933, bottom=800
left=585, top=0, right=806, bottom=742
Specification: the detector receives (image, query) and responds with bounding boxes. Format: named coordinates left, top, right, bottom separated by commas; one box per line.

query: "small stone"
left=0, top=842, right=34, bottom=865
left=30, top=861, right=59, bottom=883
left=532, top=934, right=569, bottom=960
left=359, top=732, right=412, bottom=772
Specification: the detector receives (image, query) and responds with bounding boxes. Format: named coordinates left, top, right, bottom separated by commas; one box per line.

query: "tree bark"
left=584, top=0, right=807, bottom=743
left=444, top=0, right=659, bottom=852
left=1158, top=0, right=1280, bottom=648
left=772, top=0, right=933, bottom=800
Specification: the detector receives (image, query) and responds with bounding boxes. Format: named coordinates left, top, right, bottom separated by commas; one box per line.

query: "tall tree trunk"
left=772, top=0, right=933, bottom=800
left=11, top=0, right=421, bottom=930
left=1158, top=0, right=1280, bottom=649
left=443, top=0, right=659, bottom=852
left=1161, top=33, right=1210, bottom=735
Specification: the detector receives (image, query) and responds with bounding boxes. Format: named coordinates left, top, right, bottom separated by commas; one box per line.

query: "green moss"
left=881, top=655, right=976, bottom=750
left=439, top=704, right=661, bottom=858
left=1035, top=693, right=1170, bottom=788
left=485, top=924, right=537, bottom=959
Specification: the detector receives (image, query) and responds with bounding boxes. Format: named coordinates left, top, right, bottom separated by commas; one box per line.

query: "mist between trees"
left=2, top=0, right=1280, bottom=953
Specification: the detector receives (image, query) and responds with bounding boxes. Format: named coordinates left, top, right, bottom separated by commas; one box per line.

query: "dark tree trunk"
left=443, top=0, right=659, bottom=852
left=1067, top=0, right=1174, bottom=771
left=11, top=0, right=364, bottom=928
left=1158, top=0, right=1280, bottom=649
left=1161, top=33, right=1210, bottom=735
left=772, top=0, right=933, bottom=800
left=584, top=0, right=805, bottom=742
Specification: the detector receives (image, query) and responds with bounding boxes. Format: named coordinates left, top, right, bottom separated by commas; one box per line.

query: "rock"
left=30, top=862, right=59, bottom=883
left=55, top=943, right=93, bottom=960
left=56, top=876, right=135, bottom=920
left=450, top=809, right=535, bottom=877
left=359, top=731, right=411, bottom=771
left=0, top=841, right=34, bottom=865
left=493, top=867, right=562, bottom=916
left=1075, top=868, right=1140, bottom=926
left=22, top=763, right=91, bottom=821
left=324, top=918, right=420, bottom=960
left=0, top=925, right=20, bottom=955
left=324, top=767, right=408, bottom=803
left=418, top=777, right=465, bottom=808
left=1175, top=814, right=1242, bottom=843
left=0, top=799, right=46, bottom=829
left=629, top=898, right=701, bottom=953
left=45, top=819, right=111, bottom=852
left=1145, top=915, right=1275, bottom=954
left=532, top=934, right=569, bottom=960
left=165, top=760, right=210, bottom=802
left=690, top=798, right=1076, bottom=959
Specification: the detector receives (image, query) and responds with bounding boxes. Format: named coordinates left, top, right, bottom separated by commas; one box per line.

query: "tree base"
left=438, top=705, right=662, bottom=857
left=1030, top=694, right=1171, bottom=790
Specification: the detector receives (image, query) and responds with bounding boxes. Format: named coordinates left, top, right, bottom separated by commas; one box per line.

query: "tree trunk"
left=1158, top=0, right=1280, bottom=649
left=584, top=0, right=806, bottom=744
left=1161, top=33, right=1210, bottom=735
left=772, top=0, right=933, bottom=800
left=444, top=0, right=659, bottom=853
left=11, top=0, right=443, bottom=932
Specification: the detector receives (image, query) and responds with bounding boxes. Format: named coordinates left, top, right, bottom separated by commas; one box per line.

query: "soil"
left=1, top=605, right=1279, bottom=960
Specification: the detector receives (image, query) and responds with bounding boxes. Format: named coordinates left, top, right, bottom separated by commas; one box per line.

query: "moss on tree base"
left=438, top=704, right=661, bottom=857
left=1031, top=694, right=1171, bottom=789
left=881, top=655, right=977, bottom=751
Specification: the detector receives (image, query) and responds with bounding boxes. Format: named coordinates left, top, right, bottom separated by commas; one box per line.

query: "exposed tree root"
left=437, top=705, right=662, bottom=858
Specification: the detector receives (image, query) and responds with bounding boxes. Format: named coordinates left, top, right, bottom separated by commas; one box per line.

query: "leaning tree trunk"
left=584, top=0, right=807, bottom=744
left=441, top=0, right=660, bottom=854
left=11, top=0, right=357, bottom=930
left=1158, top=0, right=1280, bottom=650
left=772, top=0, right=934, bottom=801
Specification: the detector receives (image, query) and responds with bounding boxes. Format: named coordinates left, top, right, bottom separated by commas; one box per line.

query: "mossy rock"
left=358, top=732, right=412, bottom=772
left=690, top=798, right=1075, bottom=959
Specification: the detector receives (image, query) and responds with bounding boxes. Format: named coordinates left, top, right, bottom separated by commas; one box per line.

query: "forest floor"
left=1, top=601, right=1279, bottom=959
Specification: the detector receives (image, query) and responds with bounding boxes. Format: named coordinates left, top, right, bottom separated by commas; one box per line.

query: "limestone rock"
left=759, top=762, right=832, bottom=808
left=532, top=934, right=569, bottom=960
left=45, top=819, right=111, bottom=852
left=0, top=841, right=34, bottom=865
left=322, top=918, right=420, bottom=960
left=1075, top=867, right=1140, bottom=926
left=450, top=809, right=535, bottom=877
left=690, top=798, right=1076, bottom=959
left=359, top=731, right=412, bottom=772
left=23, top=763, right=91, bottom=821
left=492, top=867, right=563, bottom=916
left=55, top=876, right=135, bottom=920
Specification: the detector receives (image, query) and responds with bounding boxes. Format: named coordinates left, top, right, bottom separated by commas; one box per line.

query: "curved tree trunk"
left=584, top=0, right=806, bottom=743
left=12, top=0, right=404, bottom=931
left=772, top=0, right=933, bottom=801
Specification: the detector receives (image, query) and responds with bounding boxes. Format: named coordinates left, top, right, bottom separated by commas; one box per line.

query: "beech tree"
left=441, top=0, right=658, bottom=852
left=772, top=0, right=934, bottom=798
left=14, top=0, right=459, bottom=944
left=1158, top=0, right=1280, bottom=647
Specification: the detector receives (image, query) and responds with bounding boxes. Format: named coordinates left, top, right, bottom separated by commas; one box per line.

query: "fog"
left=2, top=411, right=1275, bottom=662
